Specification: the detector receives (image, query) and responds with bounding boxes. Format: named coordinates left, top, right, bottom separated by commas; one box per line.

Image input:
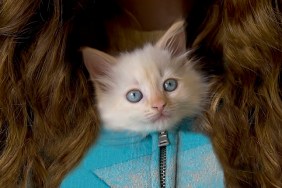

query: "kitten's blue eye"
left=126, top=90, right=143, bottom=103
left=163, top=79, right=178, bottom=92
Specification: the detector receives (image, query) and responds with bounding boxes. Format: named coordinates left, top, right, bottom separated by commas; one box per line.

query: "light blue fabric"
left=61, top=118, right=224, bottom=188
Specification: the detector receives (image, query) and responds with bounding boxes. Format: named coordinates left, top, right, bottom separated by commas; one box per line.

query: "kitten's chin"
left=103, top=119, right=176, bottom=133
left=152, top=120, right=177, bottom=132
left=147, top=114, right=179, bottom=131
left=102, top=114, right=182, bottom=133
left=150, top=114, right=169, bottom=123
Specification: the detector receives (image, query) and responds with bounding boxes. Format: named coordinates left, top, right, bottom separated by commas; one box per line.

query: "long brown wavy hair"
left=0, top=0, right=281, bottom=187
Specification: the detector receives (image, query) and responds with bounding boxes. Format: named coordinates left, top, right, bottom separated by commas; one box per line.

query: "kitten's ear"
left=155, top=20, right=186, bottom=57
left=81, top=47, right=116, bottom=79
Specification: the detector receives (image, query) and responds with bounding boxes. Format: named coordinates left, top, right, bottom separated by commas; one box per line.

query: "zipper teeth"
left=160, top=146, right=167, bottom=188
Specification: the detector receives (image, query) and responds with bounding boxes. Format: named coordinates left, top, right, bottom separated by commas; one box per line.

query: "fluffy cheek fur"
left=177, top=65, right=209, bottom=117
left=162, top=69, right=208, bottom=130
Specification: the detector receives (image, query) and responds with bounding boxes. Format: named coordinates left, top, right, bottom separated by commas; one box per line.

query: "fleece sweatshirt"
left=61, top=118, right=224, bottom=188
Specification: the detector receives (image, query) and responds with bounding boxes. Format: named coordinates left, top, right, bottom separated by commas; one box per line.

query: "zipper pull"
left=158, top=131, right=170, bottom=147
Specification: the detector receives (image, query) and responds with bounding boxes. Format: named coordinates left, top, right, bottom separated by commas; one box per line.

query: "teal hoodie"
left=61, top=118, right=224, bottom=188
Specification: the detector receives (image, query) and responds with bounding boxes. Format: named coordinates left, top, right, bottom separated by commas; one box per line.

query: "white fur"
left=94, top=45, right=209, bottom=132
left=82, top=21, right=209, bottom=133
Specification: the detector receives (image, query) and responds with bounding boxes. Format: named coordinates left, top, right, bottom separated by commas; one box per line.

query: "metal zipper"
left=158, top=131, right=169, bottom=188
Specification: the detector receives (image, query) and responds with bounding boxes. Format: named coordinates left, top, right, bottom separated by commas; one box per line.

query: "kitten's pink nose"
left=152, top=100, right=166, bottom=112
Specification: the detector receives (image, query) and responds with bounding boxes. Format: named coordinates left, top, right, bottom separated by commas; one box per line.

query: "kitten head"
left=82, top=21, right=209, bottom=132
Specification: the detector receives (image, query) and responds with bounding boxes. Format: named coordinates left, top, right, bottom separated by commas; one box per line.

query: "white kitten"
left=82, top=21, right=209, bottom=132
